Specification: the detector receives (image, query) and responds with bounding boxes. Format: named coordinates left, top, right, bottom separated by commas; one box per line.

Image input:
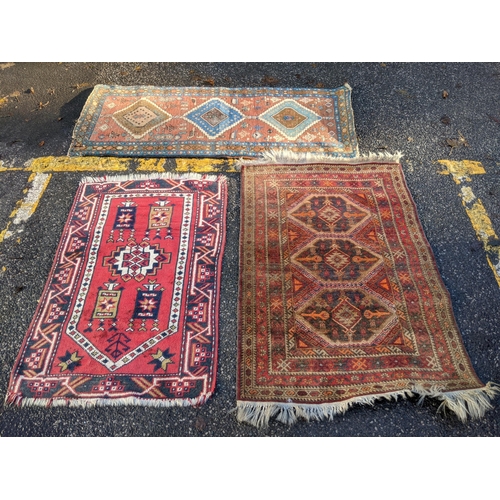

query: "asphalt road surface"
left=1, top=62, right=499, bottom=438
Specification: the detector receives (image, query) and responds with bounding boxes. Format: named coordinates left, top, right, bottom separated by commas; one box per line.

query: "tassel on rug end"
left=236, top=382, right=499, bottom=428
left=235, top=149, right=404, bottom=169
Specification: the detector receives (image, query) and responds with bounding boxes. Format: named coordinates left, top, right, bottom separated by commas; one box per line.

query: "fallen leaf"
left=195, top=415, right=207, bottom=431
left=47, top=88, right=55, bottom=95
left=38, top=140, right=45, bottom=147
left=71, top=83, right=91, bottom=91
left=57, top=117, right=64, bottom=121
left=442, top=90, right=449, bottom=99
left=396, top=89, right=413, bottom=99
left=440, top=115, right=451, bottom=125
left=0, top=63, right=15, bottom=70
left=202, top=78, right=215, bottom=86
left=446, top=131, right=469, bottom=154
left=317, top=82, right=324, bottom=88
left=380, top=62, right=387, bottom=67
left=262, top=75, right=279, bottom=86
left=135, top=66, right=142, bottom=72
left=407, top=137, right=413, bottom=142
left=26, top=87, right=35, bottom=94
left=38, top=101, right=49, bottom=109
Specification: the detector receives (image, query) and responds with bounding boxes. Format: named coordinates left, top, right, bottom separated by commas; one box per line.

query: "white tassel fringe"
left=79, top=172, right=225, bottom=184
left=6, top=392, right=212, bottom=409
left=236, top=382, right=500, bottom=428
left=235, top=149, right=403, bottom=169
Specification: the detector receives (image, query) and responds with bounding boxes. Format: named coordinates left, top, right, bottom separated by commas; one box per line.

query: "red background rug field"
left=6, top=174, right=227, bottom=407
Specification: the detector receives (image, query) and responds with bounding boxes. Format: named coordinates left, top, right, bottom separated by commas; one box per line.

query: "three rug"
left=68, top=84, right=358, bottom=159
left=6, top=174, right=227, bottom=407
left=237, top=156, right=498, bottom=427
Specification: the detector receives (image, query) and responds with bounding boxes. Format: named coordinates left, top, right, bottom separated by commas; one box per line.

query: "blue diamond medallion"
left=259, top=99, right=321, bottom=139
left=184, top=99, right=244, bottom=138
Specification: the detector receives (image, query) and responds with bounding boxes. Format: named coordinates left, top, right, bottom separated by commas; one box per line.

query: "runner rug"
left=68, top=84, right=358, bottom=159
left=6, top=173, right=227, bottom=407
left=237, top=154, right=498, bottom=427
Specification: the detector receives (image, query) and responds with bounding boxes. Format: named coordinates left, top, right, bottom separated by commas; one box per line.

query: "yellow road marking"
left=28, top=156, right=130, bottom=172
left=135, top=159, right=166, bottom=172
left=175, top=158, right=238, bottom=173
left=2, top=156, right=239, bottom=173
left=438, top=159, right=500, bottom=288
left=0, top=172, right=52, bottom=243
left=438, top=159, right=486, bottom=184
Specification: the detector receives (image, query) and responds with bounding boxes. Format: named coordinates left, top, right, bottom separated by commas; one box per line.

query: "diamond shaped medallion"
left=184, top=99, right=244, bottom=138
left=112, top=99, right=172, bottom=139
left=259, top=99, right=321, bottom=139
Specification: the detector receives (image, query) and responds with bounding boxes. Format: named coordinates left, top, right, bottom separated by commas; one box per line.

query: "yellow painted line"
left=459, top=188, right=500, bottom=288
left=0, top=172, right=52, bottom=243
left=175, top=158, right=238, bottom=173
left=437, top=159, right=486, bottom=184
left=135, top=159, right=166, bottom=172
left=0, top=160, right=24, bottom=171
left=2, top=156, right=240, bottom=173
left=438, top=159, right=500, bottom=287
left=0, top=166, right=24, bottom=171
left=27, top=156, right=131, bottom=172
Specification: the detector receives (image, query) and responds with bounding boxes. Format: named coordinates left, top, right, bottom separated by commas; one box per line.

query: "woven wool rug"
left=237, top=154, right=498, bottom=427
left=68, top=84, right=358, bottom=158
left=6, top=173, right=227, bottom=407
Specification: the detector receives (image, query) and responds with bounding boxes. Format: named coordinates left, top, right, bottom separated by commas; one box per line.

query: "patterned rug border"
left=68, top=84, right=359, bottom=158
left=236, top=158, right=499, bottom=427
left=236, top=383, right=500, bottom=428
left=6, top=172, right=227, bottom=408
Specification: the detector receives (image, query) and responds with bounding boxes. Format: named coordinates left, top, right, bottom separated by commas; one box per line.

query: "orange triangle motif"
left=391, top=332, right=405, bottom=345
left=378, top=278, right=390, bottom=291
left=293, top=277, right=304, bottom=292
left=297, top=338, right=309, bottom=348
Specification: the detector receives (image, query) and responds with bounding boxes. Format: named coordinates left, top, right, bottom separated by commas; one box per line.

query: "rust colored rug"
left=6, top=174, right=227, bottom=407
left=68, top=84, right=358, bottom=158
left=237, top=155, right=498, bottom=427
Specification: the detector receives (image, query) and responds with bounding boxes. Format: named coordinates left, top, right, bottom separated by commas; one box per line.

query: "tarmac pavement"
left=0, top=62, right=499, bottom=438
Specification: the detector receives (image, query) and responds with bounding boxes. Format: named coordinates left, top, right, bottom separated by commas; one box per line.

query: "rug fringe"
left=79, top=172, right=225, bottom=184
left=4, top=391, right=213, bottom=408
left=236, top=382, right=499, bottom=428
left=235, top=149, right=404, bottom=169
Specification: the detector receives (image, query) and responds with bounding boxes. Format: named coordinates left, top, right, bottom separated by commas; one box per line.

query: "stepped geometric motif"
left=112, top=98, right=172, bottom=139
left=258, top=99, right=322, bottom=140
left=68, top=84, right=359, bottom=158
left=184, top=99, right=245, bottom=138
left=237, top=162, right=490, bottom=427
left=6, top=174, right=227, bottom=408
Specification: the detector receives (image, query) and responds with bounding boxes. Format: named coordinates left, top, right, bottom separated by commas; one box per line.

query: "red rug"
left=68, top=84, right=358, bottom=159
left=237, top=157, right=498, bottom=427
left=6, top=174, right=227, bottom=407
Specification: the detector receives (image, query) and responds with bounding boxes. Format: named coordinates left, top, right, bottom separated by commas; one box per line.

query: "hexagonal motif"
left=296, top=288, right=395, bottom=346
left=290, top=194, right=369, bottom=234
left=292, top=238, right=382, bottom=283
